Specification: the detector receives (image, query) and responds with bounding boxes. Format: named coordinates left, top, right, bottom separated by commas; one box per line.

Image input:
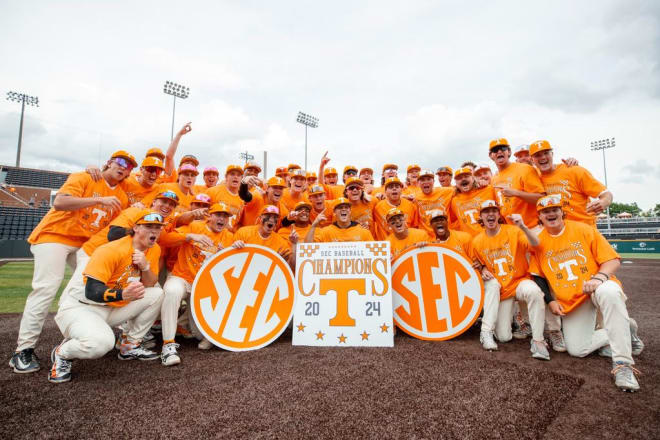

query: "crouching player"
left=471, top=200, right=550, bottom=360
left=48, top=212, right=166, bottom=383
left=533, top=195, right=642, bottom=391
left=160, top=203, right=237, bottom=365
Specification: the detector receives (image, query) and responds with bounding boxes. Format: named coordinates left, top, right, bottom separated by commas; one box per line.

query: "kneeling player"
left=533, top=195, right=642, bottom=391
left=471, top=200, right=550, bottom=360
left=48, top=212, right=166, bottom=383
left=161, top=203, right=237, bottom=365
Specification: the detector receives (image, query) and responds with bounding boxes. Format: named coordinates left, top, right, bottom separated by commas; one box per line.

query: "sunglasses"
left=160, top=190, right=179, bottom=201
left=113, top=157, right=135, bottom=171
left=143, top=213, right=164, bottom=222
left=345, top=170, right=358, bottom=176
left=144, top=166, right=162, bottom=174
left=347, top=186, right=361, bottom=192
left=490, top=145, right=509, bottom=154
left=539, top=196, right=561, bottom=207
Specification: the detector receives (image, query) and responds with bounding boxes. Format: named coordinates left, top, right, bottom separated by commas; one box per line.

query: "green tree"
left=608, top=202, right=641, bottom=217
left=653, top=203, right=660, bottom=216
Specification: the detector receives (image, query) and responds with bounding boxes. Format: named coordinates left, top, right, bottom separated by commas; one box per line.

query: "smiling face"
left=204, top=172, right=219, bottom=187
left=359, top=171, right=373, bottom=185
left=437, top=172, right=452, bottom=187
left=259, top=213, right=279, bottom=235
left=267, top=185, right=284, bottom=202
left=325, top=173, right=338, bottom=185
left=385, top=182, right=402, bottom=202
left=489, top=145, right=511, bottom=168
left=133, top=224, right=163, bottom=249
left=244, top=167, right=260, bottom=178
left=178, top=171, right=196, bottom=191
left=383, top=168, right=398, bottom=179
left=515, top=151, right=532, bottom=165
left=538, top=207, right=564, bottom=231
left=140, top=166, right=162, bottom=186
left=532, top=149, right=554, bottom=173
left=387, top=214, right=406, bottom=234
left=430, top=215, right=449, bottom=240
left=479, top=207, right=501, bottom=231
left=225, top=170, right=243, bottom=191
left=407, top=169, right=420, bottom=185
left=455, top=173, right=474, bottom=193
left=345, top=184, right=362, bottom=202
left=474, top=169, right=492, bottom=187
left=419, top=175, right=434, bottom=194
left=151, top=198, right=176, bottom=218
left=334, top=204, right=351, bottom=224
left=309, top=192, right=326, bottom=211
left=209, top=212, right=229, bottom=232
left=297, top=206, right=311, bottom=223
left=290, top=175, right=306, bottom=193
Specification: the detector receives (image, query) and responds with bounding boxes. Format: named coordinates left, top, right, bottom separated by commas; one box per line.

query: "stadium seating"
left=1, top=165, right=69, bottom=189
left=0, top=206, right=49, bottom=240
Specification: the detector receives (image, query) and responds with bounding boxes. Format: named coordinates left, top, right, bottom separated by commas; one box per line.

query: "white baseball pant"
left=15, top=243, right=79, bottom=351
left=562, top=280, right=633, bottom=365
left=162, top=275, right=199, bottom=342
left=482, top=279, right=546, bottom=342
left=54, top=286, right=164, bottom=360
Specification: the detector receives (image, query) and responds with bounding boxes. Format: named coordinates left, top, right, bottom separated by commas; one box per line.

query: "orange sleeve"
left=58, top=172, right=88, bottom=197
left=522, top=166, right=545, bottom=194
left=528, top=250, right=542, bottom=276
left=158, top=224, right=190, bottom=248
left=146, top=245, right=161, bottom=276
left=110, top=207, right=142, bottom=228
left=516, top=227, right=530, bottom=252
left=577, top=167, right=607, bottom=198
left=84, top=244, right=120, bottom=285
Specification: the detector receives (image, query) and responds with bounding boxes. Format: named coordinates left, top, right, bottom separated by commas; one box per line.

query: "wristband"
left=591, top=275, right=605, bottom=283
left=597, top=271, right=610, bottom=280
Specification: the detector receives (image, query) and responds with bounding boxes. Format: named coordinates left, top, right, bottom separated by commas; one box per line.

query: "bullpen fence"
left=609, top=240, right=660, bottom=254
left=0, top=240, right=31, bottom=259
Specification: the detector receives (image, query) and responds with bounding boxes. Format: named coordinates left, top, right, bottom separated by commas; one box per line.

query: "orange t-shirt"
left=434, top=230, right=473, bottom=259
left=449, top=186, right=496, bottom=237
left=350, top=199, right=377, bottom=236
left=471, top=225, right=532, bottom=300
left=233, top=225, right=291, bottom=254
left=402, top=185, right=421, bottom=197
left=315, top=223, right=375, bottom=242
left=538, top=164, right=607, bottom=227
left=322, top=184, right=345, bottom=200
left=387, top=228, right=433, bottom=259
left=171, top=221, right=235, bottom=284
left=309, top=200, right=334, bottom=228
left=82, top=206, right=143, bottom=256
left=207, top=184, right=244, bottom=232
left=83, top=235, right=161, bottom=307
left=280, top=188, right=310, bottom=212
left=142, top=183, right=194, bottom=210
left=120, top=176, right=157, bottom=206
left=372, top=198, right=420, bottom=241
left=278, top=224, right=319, bottom=244
left=193, top=184, right=217, bottom=194
left=491, top=162, right=545, bottom=227
left=28, top=172, right=129, bottom=247
left=530, top=220, right=621, bottom=314
left=414, top=187, right=454, bottom=236
left=240, top=192, right=289, bottom=228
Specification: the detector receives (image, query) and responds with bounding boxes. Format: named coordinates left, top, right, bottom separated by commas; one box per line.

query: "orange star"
left=315, top=331, right=325, bottom=340
left=360, top=331, right=370, bottom=341
left=338, top=334, right=347, bottom=343
left=296, top=322, right=306, bottom=332
left=380, top=323, right=390, bottom=333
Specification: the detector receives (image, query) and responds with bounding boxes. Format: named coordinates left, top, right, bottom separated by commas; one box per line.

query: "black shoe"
left=9, top=348, right=41, bottom=374
left=48, top=342, right=72, bottom=384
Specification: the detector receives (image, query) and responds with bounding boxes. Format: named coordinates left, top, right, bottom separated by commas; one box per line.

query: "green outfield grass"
left=0, top=262, right=72, bottom=314
left=619, top=253, right=660, bottom=259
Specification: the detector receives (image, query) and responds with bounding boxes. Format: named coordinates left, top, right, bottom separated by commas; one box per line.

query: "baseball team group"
left=7, top=123, right=643, bottom=392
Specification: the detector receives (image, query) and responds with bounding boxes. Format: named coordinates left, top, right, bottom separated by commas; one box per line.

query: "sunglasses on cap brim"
left=142, top=213, right=164, bottom=223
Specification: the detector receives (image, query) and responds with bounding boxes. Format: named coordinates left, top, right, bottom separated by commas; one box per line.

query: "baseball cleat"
left=48, top=342, right=72, bottom=384
left=630, top=319, right=644, bottom=356
left=117, top=341, right=159, bottom=361
left=480, top=330, right=498, bottom=351
left=161, top=342, right=181, bottom=366
left=611, top=362, right=640, bottom=392
left=9, top=348, right=41, bottom=374
left=198, top=339, right=213, bottom=350
left=530, top=340, right=551, bottom=361
left=176, top=325, right=194, bottom=339
left=547, top=330, right=567, bottom=352
left=150, top=321, right=162, bottom=334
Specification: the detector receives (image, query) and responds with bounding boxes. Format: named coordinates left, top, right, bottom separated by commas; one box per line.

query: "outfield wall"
left=608, top=240, right=660, bottom=254
left=0, top=240, right=32, bottom=259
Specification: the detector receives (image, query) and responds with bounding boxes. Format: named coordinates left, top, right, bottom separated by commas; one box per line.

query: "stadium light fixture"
left=296, top=111, right=319, bottom=170
left=590, top=137, right=616, bottom=232
left=6, top=91, right=39, bottom=167
left=163, top=81, right=190, bottom=141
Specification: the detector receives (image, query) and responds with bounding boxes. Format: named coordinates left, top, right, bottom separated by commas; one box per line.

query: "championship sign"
left=191, top=244, right=295, bottom=351
left=392, top=244, right=483, bottom=340
left=293, top=241, right=394, bottom=347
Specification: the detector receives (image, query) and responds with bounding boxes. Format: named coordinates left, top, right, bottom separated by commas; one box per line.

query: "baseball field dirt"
left=1, top=259, right=658, bottom=439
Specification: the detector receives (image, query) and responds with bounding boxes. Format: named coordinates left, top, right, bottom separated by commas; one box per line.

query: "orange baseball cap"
left=306, top=171, right=317, bottom=179
left=343, top=165, right=358, bottom=174
left=530, top=140, right=552, bottom=156
left=192, top=193, right=211, bottom=206
left=178, top=163, right=199, bottom=176
left=407, top=164, right=421, bottom=173
left=344, top=177, right=364, bottom=188
left=474, top=162, right=491, bottom=173
left=386, top=207, right=405, bottom=221
left=359, top=167, right=373, bottom=175
left=154, top=190, right=179, bottom=205
left=308, top=184, right=325, bottom=196
left=428, top=209, right=448, bottom=221
left=243, top=160, right=261, bottom=172
left=382, top=163, right=398, bottom=172
left=260, top=205, right=280, bottom=217
left=111, top=150, right=138, bottom=168
left=332, top=197, right=351, bottom=210
left=537, top=194, right=562, bottom=212
left=179, top=154, right=199, bottom=167
left=267, top=176, right=286, bottom=188
left=275, top=166, right=289, bottom=176
left=141, top=156, right=164, bottom=169
left=209, top=202, right=231, bottom=215
left=514, top=145, right=530, bottom=157
left=479, top=199, right=500, bottom=213
left=453, top=167, right=473, bottom=179
left=383, top=177, right=403, bottom=189
left=288, top=163, right=301, bottom=171
left=225, top=164, right=244, bottom=175
left=436, top=166, right=453, bottom=176
left=489, top=138, right=510, bottom=150
left=294, top=201, right=312, bottom=211
left=324, top=167, right=338, bottom=176
left=290, top=169, right=306, bottom=178
left=145, top=147, right=165, bottom=160
left=135, top=211, right=165, bottom=226
left=419, top=169, right=435, bottom=178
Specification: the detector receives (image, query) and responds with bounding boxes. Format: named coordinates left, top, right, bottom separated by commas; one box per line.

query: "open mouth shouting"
left=480, top=207, right=500, bottom=229
left=262, top=214, right=278, bottom=232
left=457, top=175, right=473, bottom=192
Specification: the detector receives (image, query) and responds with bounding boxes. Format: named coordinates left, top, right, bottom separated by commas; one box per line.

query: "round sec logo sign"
left=191, top=244, right=295, bottom=351
left=391, top=244, right=483, bottom=341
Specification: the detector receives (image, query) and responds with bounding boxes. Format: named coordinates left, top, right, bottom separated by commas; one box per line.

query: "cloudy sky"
left=1, top=1, right=659, bottom=209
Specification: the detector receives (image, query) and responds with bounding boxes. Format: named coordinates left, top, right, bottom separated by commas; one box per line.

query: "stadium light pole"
left=296, top=111, right=319, bottom=170
left=239, top=151, right=254, bottom=165
left=163, top=81, right=189, bottom=141
left=590, top=137, right=615, bottom=233
left=6, top=91, right=39, bottom=167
